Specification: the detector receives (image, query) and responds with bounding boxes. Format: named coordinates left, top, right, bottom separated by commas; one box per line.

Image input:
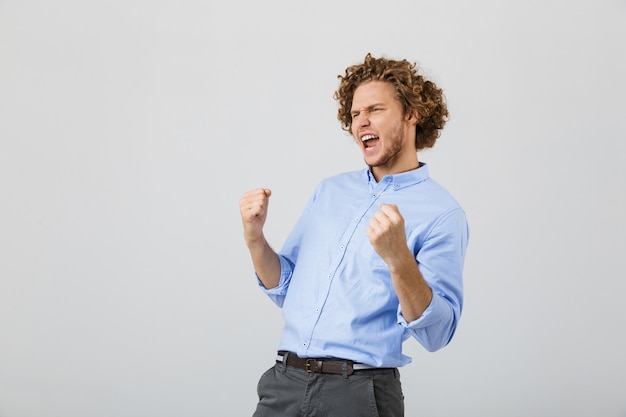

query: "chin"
left=364, top=156, right=385, bottom=167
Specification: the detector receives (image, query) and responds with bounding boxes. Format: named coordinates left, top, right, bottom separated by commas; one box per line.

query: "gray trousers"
left=252, top=358, right=404, bottom=417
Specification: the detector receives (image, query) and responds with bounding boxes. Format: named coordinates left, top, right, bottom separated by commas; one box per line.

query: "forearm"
left=247, top=236, right=281, bottom=289
left=387, top=248, right=433, bottom=323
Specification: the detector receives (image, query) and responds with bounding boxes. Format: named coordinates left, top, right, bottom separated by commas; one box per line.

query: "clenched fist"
left=367, top=203, right=408, bottom=265
left=239, top=188, right=272, bottom=245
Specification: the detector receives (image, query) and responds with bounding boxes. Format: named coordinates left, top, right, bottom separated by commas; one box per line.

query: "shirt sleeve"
left=398, top=207, right=469, bottom=352
left=255, top=184, right=320, bottom=307
left=257, top=255, right=294, bottom=307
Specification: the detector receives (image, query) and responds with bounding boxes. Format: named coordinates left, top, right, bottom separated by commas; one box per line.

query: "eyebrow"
left=350, top=103, right=386, bottom=113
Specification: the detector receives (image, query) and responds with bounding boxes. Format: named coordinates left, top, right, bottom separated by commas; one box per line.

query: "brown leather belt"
left=277, top=352, right=374, bottom=376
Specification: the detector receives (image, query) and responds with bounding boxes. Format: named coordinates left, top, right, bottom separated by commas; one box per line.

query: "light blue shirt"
left=259, top=164, right=469, bottom=368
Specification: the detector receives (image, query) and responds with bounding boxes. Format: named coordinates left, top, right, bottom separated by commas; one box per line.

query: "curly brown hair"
left=334, top=53, right=449, bottom=150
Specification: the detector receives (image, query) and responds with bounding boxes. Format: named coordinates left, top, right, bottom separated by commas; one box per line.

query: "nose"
left=353, top=110, right=371, bottom=127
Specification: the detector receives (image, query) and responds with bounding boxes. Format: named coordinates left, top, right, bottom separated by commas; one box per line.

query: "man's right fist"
left=239, top=188, right=272, bottom=243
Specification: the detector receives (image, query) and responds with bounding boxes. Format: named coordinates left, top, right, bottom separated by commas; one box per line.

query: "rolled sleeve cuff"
left=256, top=256, right=293, bottom=305
left=397, top=292, right=451, bottom=330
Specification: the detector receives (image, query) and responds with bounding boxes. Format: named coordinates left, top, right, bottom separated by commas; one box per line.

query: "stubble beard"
left=365, top=122, right=406, bottom=169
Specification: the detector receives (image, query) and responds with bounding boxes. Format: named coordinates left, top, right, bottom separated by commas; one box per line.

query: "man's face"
left=350, top=81, right=418, bottom=180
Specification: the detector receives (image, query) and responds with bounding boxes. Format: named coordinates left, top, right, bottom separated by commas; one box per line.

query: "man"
left=239, top=53, right=469, bottom=417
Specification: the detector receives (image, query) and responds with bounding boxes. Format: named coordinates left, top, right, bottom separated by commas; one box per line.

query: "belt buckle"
left=305, top=358, right=318, bottom=373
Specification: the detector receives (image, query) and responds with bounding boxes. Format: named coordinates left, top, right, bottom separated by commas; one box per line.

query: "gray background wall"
left=1, top=0, right=625, bottom=416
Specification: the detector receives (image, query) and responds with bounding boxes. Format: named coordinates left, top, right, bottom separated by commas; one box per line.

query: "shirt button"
left=354, top=217, right=359, bottom=221
left=315, top=308, right=320, bottom=313
left=339, top=245, right=344, bottom=250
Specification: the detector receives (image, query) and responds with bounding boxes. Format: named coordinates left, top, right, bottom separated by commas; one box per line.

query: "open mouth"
left=362, top=134, right=380, bottom=149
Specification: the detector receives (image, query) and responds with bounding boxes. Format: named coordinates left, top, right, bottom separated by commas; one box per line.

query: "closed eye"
left=350, top=107, right=384, bottom=120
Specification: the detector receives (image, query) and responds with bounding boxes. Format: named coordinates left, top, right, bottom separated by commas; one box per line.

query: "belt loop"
left=278, top=352, right=288, bottom=373
left=342, top=361, right=349, bottom=379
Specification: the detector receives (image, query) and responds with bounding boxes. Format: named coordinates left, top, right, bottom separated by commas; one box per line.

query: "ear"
left=405, top=108, right=419, bottom=125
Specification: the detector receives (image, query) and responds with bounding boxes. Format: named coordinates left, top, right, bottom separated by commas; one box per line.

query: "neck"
left=370, top=161, right=420, bottom=182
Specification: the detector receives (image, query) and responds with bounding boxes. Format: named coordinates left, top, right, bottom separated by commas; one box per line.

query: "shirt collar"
left=366, top=162, right=430, bottom=191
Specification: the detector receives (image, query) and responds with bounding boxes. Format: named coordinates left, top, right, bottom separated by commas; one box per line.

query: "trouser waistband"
left=276, top=351, right=376, bottom=376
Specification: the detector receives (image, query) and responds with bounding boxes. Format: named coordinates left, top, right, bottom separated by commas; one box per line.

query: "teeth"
left=362, top=135, right=378, bottom=142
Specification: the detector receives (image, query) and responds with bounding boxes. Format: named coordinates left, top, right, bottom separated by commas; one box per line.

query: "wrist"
left=385, top=247, right=416, bottom=273
left=245, top=233, right=269, bottom=250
